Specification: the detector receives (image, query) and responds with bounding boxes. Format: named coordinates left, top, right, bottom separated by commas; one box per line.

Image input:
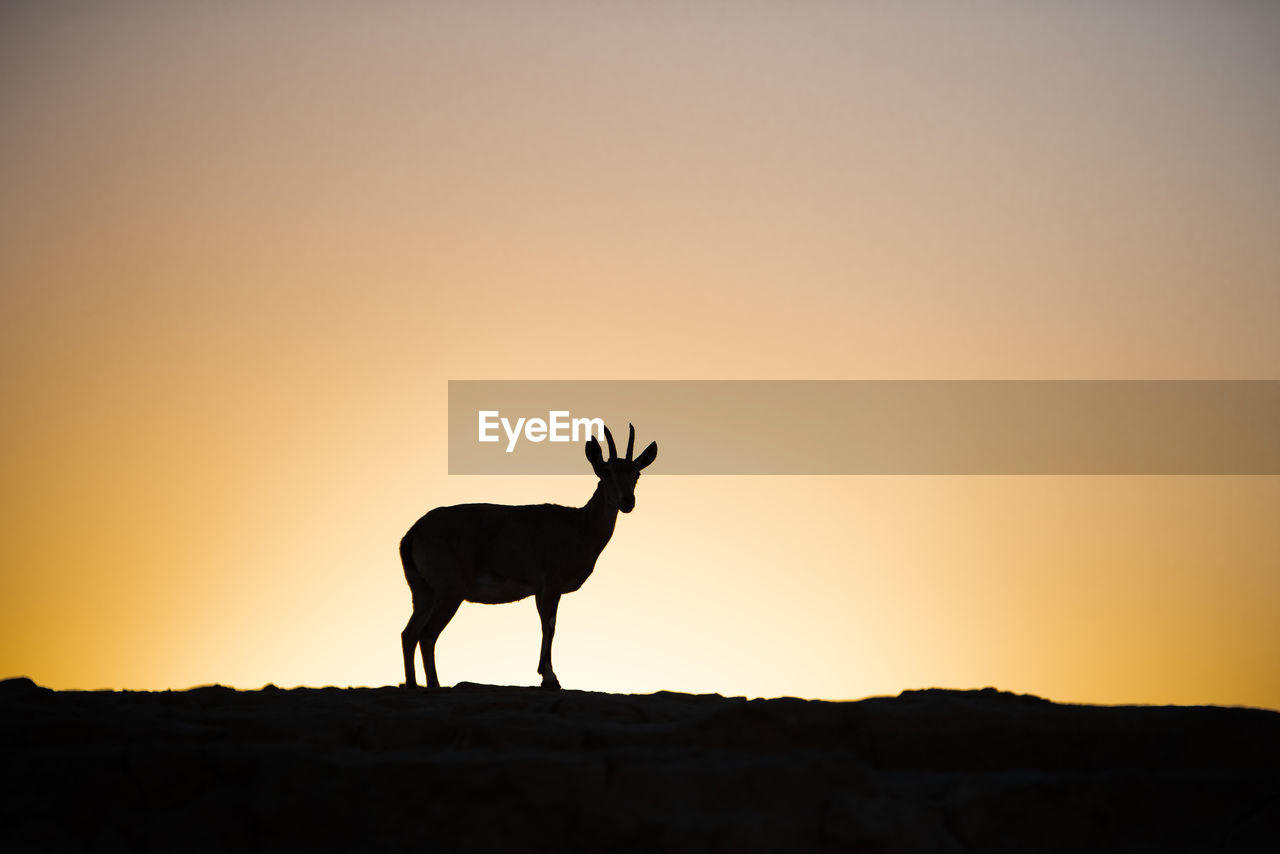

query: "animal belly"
left=467, top=575, right=538, bottom=604
left=559, top=572, right=591, bottom=594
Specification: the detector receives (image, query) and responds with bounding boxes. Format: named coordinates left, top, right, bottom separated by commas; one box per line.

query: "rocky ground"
left=2, top=677, right=1278, bottom=852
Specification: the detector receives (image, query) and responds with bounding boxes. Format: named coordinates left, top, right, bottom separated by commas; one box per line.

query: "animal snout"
left=619, top=496, right=635, bottom=513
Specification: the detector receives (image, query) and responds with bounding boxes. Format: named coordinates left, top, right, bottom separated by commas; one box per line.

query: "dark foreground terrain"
left=2, top=678, right=1278, bottom=852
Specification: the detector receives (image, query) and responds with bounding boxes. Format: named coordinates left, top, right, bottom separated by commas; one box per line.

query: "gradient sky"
left=2, top=1, right=1277, bottom=707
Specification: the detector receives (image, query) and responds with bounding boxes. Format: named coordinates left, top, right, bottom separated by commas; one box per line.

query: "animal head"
left=584, top=423, right=657, bottom=513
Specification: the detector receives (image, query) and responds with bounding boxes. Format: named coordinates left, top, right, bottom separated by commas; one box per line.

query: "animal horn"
left=626, top=423, right=635, bottom=460
left=604, top=425, right=617, bottom=460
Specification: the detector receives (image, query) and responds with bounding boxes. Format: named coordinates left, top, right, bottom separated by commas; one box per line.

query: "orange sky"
left=2, top=1, right=1278, bottom=707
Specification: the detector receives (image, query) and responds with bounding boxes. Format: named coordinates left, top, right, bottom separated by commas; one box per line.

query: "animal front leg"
left=535, top=592, right=561, bottom=690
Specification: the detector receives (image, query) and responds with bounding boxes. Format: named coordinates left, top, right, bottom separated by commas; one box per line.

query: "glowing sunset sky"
left=2, top=1, right=1277, bottom=707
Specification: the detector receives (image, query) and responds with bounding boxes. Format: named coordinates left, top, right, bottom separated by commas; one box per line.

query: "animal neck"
left=581, top=480, right=619, bottom=552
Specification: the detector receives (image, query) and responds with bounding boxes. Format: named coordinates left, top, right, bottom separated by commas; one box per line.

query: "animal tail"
left=400, top=530, right=418, bottom=581
left=400, top=528, right=429, bottom=607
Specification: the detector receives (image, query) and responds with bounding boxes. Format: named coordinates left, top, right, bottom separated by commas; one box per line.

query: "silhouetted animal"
left=400, top=423, right=658, bottom=689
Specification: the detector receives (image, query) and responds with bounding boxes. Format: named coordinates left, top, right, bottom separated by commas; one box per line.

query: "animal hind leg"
left=400, top=539, right=435, bottom=689
left=401, top=609, right=430, bottom=688
left=419, top=593, right=463, bottom=689
left=400, top=576, right=435, bottom=688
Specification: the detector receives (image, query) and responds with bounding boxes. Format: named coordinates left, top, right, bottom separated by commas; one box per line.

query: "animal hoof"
left=541, top=678, right=561, bottom=691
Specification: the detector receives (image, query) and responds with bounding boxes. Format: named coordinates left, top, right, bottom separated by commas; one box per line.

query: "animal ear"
left=634, top=441, right=658, bottom=471
left=585, top=437, right=605, bottom=468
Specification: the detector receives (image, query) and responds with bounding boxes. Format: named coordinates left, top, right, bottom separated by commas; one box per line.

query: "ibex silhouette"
left=400, top=423, right=658, bottom=689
